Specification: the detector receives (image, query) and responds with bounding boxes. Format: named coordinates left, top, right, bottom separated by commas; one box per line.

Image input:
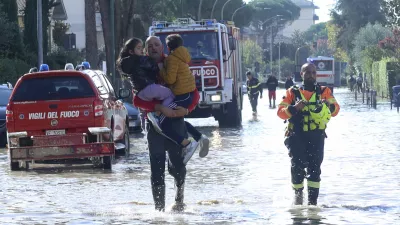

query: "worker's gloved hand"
left=260, top=95, right=263, bottom=99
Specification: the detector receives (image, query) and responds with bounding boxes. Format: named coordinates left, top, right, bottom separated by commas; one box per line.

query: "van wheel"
left=103, top=156, right=112, bottom=170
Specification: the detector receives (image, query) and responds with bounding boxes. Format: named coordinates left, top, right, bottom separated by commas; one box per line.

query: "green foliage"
left=242, top=39, right=265, bottom=73
left=303, top=22, right=328, bottom=42
left=382, top=0, right=400, bottom=27
left=326, top=22, right=348, bottom=62
left=0, top=3, right=24, bottom=59
left=2, top=0, right=18, bottom=23
left=0, top=58, right=31, bottom=84
left=352, top=23, right=391, bottom=60
left=371, top=58, right=400, bottom=98
left=23, top=0, right=55, bottom=56
left=46, top=49, right=85, bottom=70
left=360, top=46, right=387, bottom=75
left=52, top=21, right=70, bottom=47
left=271, top=57, right=295, bottom=80
left=291, top=30, right=308, bottom=48
left=331, top=0, right=386, bottom=53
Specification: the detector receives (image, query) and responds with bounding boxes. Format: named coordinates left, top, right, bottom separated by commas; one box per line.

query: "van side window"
left=99, top=73, right=116, bottom=97
left=92, top=75, right=109, bottom=95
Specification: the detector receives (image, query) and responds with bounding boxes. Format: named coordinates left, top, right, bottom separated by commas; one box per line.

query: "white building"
left=63, top=0, right=104, bottom=49
left=281, top=0, right=319, bottom=38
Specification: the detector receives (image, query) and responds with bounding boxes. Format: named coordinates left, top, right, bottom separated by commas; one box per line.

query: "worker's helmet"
left=310, top=103, right=332, bottom=126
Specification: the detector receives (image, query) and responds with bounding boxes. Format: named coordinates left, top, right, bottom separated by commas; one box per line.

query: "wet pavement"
left=0, top=88, right=399, bottom=224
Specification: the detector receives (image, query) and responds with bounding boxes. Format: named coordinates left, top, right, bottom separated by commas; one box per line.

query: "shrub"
left=0, top=58, right=31, bottom=84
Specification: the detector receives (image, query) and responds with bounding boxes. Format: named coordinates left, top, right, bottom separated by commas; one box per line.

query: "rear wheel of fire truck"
left=10, top=161, right=28, bottom=171
left=217, top=94, right=242, bottom=128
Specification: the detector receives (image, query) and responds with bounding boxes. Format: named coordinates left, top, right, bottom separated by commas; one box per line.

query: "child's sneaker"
left=198, top=134, right=209, bottom=158
left=147, top=112, right=162, bottom=133
left=182, top=140, right=199, bottom=165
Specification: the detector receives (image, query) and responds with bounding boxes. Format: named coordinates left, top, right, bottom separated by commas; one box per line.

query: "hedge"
left=0, top=58, right=30, bottom=84
left=371, top=58, right=400, bottom=98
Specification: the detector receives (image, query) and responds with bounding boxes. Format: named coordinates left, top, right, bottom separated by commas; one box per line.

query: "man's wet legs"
left=306, top=132, right=325, bottom=205
left=147, top=124, right=167, bottom=211
left=166, top=118, right=188, bottom=212
left=249, top=93, right=259, bottom=113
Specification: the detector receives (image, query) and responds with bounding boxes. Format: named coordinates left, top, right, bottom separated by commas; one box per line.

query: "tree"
left=383, top=0, right=400, bottom=27
left=311, top=39, right=333, bottom=57
left=23, top=0, right=58, bottom=58
left=379, top=28, right=400, bottom=59
left=242, top=39, right=265, bottom=74
left=52, top=21, right=69, bottom=47
left=0, top=2, right=23, bottom=59
left=331, top=0, right=386, bottom=53
left=250, top=0, right=301, bottom=46
left=352, top=23, right=391, bottom=62
left=326, top=22, right=348, bottom=62
left=85, top=0, right=98, bottom=69
left=303, top=22, right=328, bottom=42
left=98, top=0, right=138, bottom=78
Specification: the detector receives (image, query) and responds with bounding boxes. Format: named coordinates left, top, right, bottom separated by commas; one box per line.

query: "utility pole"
left=211, top=0, right=219, bottom=19
left=181, top=0, right=184, bottom=17
left=37, top=0, right=43, bottom=67
left=278, top=41, right=281, bottom=80
left=110, top=0, right=116, bottom=86
left=270, top=24, right=273, bottom=75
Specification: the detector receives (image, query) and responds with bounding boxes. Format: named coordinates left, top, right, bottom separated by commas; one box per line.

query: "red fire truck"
left=149, top=18, right=244, bottom=127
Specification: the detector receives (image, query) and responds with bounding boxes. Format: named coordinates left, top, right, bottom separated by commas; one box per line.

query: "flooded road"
left=0, top=88, right=399, bottom=224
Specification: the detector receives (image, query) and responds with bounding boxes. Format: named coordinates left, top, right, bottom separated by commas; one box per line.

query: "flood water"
left=0, top=88, right=399, bottom=224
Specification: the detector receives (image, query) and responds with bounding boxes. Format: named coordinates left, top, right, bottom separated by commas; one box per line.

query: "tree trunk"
left=85, top=0, right=98, bottom=69
left=98, top=0, right=112, bottom=76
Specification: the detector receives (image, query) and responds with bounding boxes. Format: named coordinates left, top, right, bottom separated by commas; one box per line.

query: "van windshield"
left=156, top=32, right=219, bottom=60
left=12, top=76, right=95, bottom=101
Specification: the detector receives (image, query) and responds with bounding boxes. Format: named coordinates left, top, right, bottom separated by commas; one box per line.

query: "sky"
left=243, top=0, right=336, bottom=24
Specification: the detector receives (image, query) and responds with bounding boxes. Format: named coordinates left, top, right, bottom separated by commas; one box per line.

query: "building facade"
left=63, top=0, right=104, bottom=49
left=281, top=0, right=319, bottom=38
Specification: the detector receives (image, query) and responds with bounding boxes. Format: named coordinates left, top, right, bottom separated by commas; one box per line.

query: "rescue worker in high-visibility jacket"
left=246, top=71, right=263, bottom=114
left=277, top=63, right=340, bottom=206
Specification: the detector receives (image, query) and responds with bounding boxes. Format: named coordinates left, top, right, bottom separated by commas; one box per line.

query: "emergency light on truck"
left=211, top=94, right=222, bottom=102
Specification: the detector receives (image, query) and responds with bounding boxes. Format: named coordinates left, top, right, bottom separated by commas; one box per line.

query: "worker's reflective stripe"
left=284, top=109, right=292, bottom=117
left=327, top=98, right=337, bottom=104
left=249, top=83, right=260, bottom=89
left=279, top=102, right=290, bottom=107
left=292, top=182, right=304, bottom=189
left=307, top=180, right=320, bottom=188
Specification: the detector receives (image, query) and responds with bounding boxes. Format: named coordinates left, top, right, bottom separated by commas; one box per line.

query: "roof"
left=291, top=0, right=319, bottom=9
left=17, top=0, right=67, bottom=20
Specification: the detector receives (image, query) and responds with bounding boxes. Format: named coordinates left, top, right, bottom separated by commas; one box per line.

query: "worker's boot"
left=273, top=99, right=276, bottom=108
left=152, top=184, right=165, bottom=212
left=171, top=182, right=186, bottom=212
left=308, top=187, right=319, bottom=206
left=293, top=188, right=304, bottom=205
left=269, top=99, right=272, bottom=108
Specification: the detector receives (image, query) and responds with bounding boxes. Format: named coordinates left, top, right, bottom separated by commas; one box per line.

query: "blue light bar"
left=156, top=23, right=164, bottom=28
left=39, top=64, right=49, bottom=71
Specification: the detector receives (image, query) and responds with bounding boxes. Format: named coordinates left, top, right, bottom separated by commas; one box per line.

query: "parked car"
left=123, top=101, right=142, bottom=133
left=0, top=84, right=13, bottom=147
left=6, top=68, right=131, bottom=170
